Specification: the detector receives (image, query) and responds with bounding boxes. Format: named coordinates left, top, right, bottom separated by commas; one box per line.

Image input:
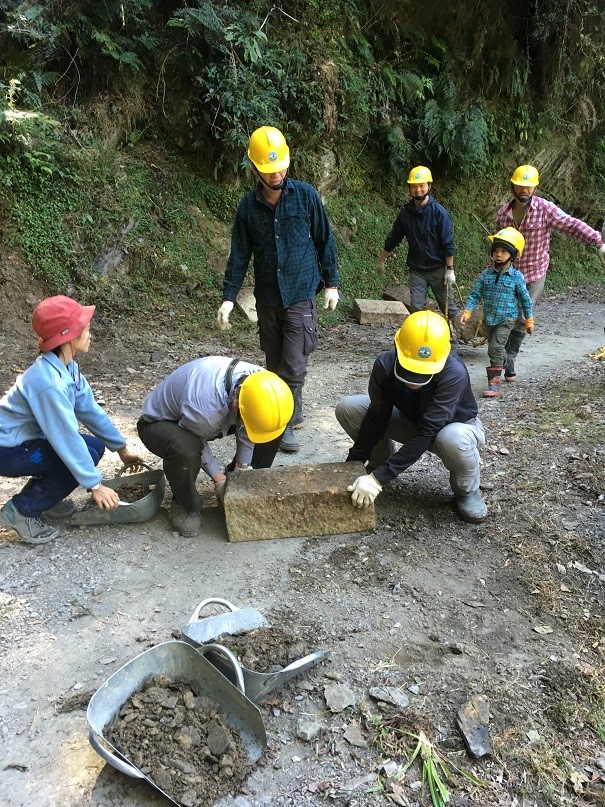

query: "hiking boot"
left=455, top=491, right=487, bottom=524
left=503, top=354, right=517, bottom=382
left=170, top=501, right=202, bottom=537
left=43, top=498, right=77, bottom=518
left=279, top=424, right=300, bottom=452
left=0, top=499, right=61, bottom=544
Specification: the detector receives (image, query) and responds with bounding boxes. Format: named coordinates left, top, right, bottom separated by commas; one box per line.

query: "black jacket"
left=347, top=350, right=478, bottom=484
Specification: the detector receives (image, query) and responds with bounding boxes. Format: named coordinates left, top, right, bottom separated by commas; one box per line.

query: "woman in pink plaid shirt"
left=495, top=164, right=605, bottom=381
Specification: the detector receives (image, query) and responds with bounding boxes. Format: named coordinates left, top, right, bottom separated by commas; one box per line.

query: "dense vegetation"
left=1, top=0, right=605, bottom=325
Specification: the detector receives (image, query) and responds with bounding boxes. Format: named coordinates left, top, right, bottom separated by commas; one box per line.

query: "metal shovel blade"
left=87, top=641, right=266, bottom=805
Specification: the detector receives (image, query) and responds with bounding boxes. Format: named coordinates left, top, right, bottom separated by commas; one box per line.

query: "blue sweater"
left=384, top=196, right=455, bottom=271
left=0, top=352, right=125, bottom=488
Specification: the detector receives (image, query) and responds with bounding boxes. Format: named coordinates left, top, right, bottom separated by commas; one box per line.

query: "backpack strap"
left=224, top=358, right=240, bottom=396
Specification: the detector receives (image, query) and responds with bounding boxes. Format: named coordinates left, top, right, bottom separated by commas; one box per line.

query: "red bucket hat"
left=32, top=295, right=96, bottom=352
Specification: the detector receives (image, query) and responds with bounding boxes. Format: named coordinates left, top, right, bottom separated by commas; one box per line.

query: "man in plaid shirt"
left=461, top=228, right=533, bottom=397
left=217, top=126, right=339, bottom=454
left=496, top=164, right=605, bottom=378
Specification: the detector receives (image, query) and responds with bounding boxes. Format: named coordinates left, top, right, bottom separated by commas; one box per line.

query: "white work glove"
left=217, top=301, right=234, bottom=331
left=444, top=268, right=456, bottom=286
left=324, top=287, right=339, bottom=311
left=347, top=473, right=382, bottom=508
left=598, top=244, right=605, bottom=266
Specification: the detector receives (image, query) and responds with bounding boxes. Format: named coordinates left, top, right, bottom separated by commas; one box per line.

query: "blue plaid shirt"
left=464, top=265, right=533, bottom=326
left=222, top=178, right=339, bottom=308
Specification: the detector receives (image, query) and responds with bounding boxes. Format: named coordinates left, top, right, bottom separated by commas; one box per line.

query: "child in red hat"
left=0, top=296, right=144, bottom=544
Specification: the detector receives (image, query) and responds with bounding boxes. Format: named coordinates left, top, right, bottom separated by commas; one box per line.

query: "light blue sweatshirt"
left=0, top=352, right=125, bottom=488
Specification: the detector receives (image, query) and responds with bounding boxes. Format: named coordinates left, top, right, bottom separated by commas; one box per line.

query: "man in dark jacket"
left=336, top=311, right=487, bottom=523
left=217, top=125, right=339, bottom=454
left=377, top=166, right=459, bottom=326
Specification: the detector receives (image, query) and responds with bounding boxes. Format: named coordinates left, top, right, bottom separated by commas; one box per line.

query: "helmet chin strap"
left=257, top=170, right=288, bottom=191
left=512, top=184, right=533, bottom=204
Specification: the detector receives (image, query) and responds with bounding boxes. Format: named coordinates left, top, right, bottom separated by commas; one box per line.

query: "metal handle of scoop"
left=88, top=730, right=146, bottom=779
left=116, top=462, right=155, bottom=477
left=188, top=597, right=238, bottom=624
left=196, top=643, right=246, bottom=694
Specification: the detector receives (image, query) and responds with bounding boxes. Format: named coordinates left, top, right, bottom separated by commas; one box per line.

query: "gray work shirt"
left=141, top=356, right=260, bottom=479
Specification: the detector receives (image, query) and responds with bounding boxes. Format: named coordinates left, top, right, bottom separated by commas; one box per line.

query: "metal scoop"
left=180, top=597, right=329, bottom=703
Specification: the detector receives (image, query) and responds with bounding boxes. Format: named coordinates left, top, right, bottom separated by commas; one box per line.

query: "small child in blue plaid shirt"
left=460, top=227, right=533, bottom=398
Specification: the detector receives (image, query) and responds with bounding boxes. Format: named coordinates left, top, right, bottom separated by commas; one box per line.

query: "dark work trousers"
left=255, top=299, right=318, bottom=394
left=0, top=435, right=105, bottom=517
left=137, top=418, right=282, bottom=513
left=486, top=319, right=516, bottom=367
left=409, top=268, right=459, bottom=319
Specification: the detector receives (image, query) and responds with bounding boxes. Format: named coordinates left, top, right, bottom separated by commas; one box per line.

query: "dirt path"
left=0, top=293, right=604, bottom=807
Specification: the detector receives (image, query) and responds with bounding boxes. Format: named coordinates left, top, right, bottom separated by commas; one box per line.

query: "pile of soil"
left=106, top=674, right=253, bottom=807
left=211, top=626, right=313, bottom=672
left=116, top=483, right=148, bottom=503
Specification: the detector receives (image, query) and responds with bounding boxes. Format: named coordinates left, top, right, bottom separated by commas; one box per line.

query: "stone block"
left=383, top=285, right=439, bottom=313
left=236, top=287, right=257, bottom=322
left=352, top=299, right=409, bottom=326
left=224, top=462, right=375, bottom=542
left=458, top=302, right=488, bottom=343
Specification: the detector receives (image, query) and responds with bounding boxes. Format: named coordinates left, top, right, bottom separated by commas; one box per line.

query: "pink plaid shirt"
left=496, top=195, right=603, bottom=283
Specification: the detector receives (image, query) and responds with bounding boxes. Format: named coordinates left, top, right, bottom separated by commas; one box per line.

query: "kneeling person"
left=336, top=311, right=487, bottom=523
left=138, top=358, right=293, bottom=537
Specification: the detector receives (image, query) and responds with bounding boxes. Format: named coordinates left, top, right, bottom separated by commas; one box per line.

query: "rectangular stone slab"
left=352, top=299, right=409, bottom=325
left=235, top=286, right=258, bottom=322
left=224, top=462, right=375, bottom=542
left=383, top=286, right=438, bottom=313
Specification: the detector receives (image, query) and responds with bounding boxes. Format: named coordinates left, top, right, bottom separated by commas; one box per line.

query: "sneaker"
left=43, top=498, right=77, bottom=519
left=170, top=501, right=202, bottom=537
left=0, top=499, right=61, bottom=544
left=455, top=491, right=487, bottom=524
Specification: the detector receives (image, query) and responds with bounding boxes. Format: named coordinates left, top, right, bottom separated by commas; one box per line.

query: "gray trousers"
left=335, top=394, right=485, bottom=496
left=409, top=268, right=460, bottom=319
left=511, top=275, right=545, bottom=333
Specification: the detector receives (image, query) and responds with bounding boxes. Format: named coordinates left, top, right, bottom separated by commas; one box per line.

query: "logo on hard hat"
left=414, top=171, right=421, bottom=179
left=268, top=151, right=278, bottom=162
left=523, top=172, right=530, bottom=180
left=417, top=346, right=432, bottom=359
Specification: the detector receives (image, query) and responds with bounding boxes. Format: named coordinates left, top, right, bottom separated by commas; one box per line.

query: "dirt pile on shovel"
left=106, top=674, right=254, bottom=807
left=212, top=626, right=312, bottom=671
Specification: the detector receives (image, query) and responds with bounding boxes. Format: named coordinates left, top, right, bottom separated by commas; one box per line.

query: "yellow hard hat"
left=394, top=311, right=451, bottom=378
left=510, top=164, right=539, bottom=186
left=248, top=126, right=290, bottom=174
left=407, top=165, right=433, bottom=184
left=239, top=370, right=294, bottom=443
left=488, top=227, right=525, bottom=259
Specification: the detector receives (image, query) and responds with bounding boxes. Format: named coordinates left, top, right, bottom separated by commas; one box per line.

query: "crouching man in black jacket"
left=336, top=311, right=487, bottom=523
